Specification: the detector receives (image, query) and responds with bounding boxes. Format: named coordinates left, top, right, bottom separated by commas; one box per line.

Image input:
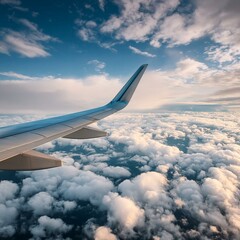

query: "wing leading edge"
left=0, top=64, right=148, bottom=170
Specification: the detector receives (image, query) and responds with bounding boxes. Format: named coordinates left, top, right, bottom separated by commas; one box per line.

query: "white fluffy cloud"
left=102, top=192, right=145, bottom=230
left=0, top=181, right=19, bottom=237
left=0, top=181, right=19, bottom=203
left=30, top=215, right=72, bottom=239
left=94, top=226, right=117, bottom=240
left=28, top=192, right=54, bottom=215
left=0, top=112, right=240, bottom=239
left=119, top=172, right=168, bottom=204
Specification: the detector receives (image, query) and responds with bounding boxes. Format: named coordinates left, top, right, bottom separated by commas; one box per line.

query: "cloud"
left=78, top=27, right=96, bottom=42
left=0, top=204, right=18, bottom=237
left=98, top=0, right=240, bottom=66
left=28, top=192, right=54, bottom=215
left=205, top=45, right=240, bottom=65
left=0, top=112, right=240, bottom=238
left=0, top=56, right=239, bottom=113
left=118, top=172, right=168, bottom=204
left=152, top=0, right=240, bottom=47
left=0, top=181, right=19, bottom=203
left=129, top=46, right=156, bottom=58
left=94, top=226, right=117, bottom=240
left=30, top=215, right=72, bottom=239
left=0, top=19, right=57, bottom=57
left=102, top=166, right=131, bottom=178
left=0, top=181, right=19, bottom=237
left=102, top=192, right=145, bottom=230
left=0, top=0, right=20, bottom=5
left=100, top=0, right=179, bottom=42
left=0, top=71, right=35, bottom=80
left=57, top=168, right=114, bottom=205
left=0, top=73, right=122, bottom=113
left=84, top=163, right=131, bottom=178
left=88, top=59, right=106, bottom=72
left=75, top=19, right=120, bottom=51
left=98, top=0, right=105, bottom=11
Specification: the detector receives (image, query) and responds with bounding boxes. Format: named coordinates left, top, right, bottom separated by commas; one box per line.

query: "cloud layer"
left=0, top=112, right=240, bottom=239
left=0, top=56, right=239, bottom=113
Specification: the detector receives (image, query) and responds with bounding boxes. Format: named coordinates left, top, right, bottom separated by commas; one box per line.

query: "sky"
left=0, top=0, right=239, bottom=113
left=0, top=1, right=240, bottom=239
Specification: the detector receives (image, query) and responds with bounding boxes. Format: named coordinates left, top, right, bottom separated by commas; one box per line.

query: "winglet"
left=110, top=64, right=148, bottom=104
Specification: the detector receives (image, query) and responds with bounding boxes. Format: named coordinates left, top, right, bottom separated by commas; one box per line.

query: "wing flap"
left=0, top=150, right=62, bottom=171
left=63, top=126, right=107, bottom=139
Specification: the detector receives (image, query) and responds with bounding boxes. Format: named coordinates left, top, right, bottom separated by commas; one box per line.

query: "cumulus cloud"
left=0, top=181, right=19, bottom=237
left=0, top=112, right=240, bottom=239
left=102, top=192, right=145, bottom=230
left=58, top=169, right=114, bottom=205
left=30, top=215, right=72, bottom=239
left=94, top=226, right=117, bottom=240
left=0, top=181, right=19, bottom=203
left=119, top=171, right=168, bottom=204
left=28, top=192, right=54, bottom=215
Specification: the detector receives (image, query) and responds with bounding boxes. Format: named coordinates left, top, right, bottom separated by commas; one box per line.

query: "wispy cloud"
left=0, top=19, right=58, bottom=58
left=88, top=59, right=106, bottom=72
left=0, top=0, right=27, bottom=11
left=98, top=0, right=105, bottom=11
left=0, top=0, right=20, bottom=6
left=76, top=19, right=119, bottom=52
left=0, top=71, right=34, bottom=80
left=214, top=87, right=240, bottom=96
left=129, top=46, right=156, bottom=58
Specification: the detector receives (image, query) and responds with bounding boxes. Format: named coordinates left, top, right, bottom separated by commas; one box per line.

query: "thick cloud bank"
left=0, top=112, right=239, bottom=239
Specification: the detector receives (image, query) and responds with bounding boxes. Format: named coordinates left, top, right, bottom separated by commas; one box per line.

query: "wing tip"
left=110, top=64, right=148, bottom=105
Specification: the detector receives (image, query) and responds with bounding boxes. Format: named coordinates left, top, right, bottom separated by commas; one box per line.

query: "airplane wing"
left=0, top=64, right=148, bottom=170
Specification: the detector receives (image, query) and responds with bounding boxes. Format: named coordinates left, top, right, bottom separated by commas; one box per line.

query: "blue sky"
left=0, top=0, right=239, bottom=113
